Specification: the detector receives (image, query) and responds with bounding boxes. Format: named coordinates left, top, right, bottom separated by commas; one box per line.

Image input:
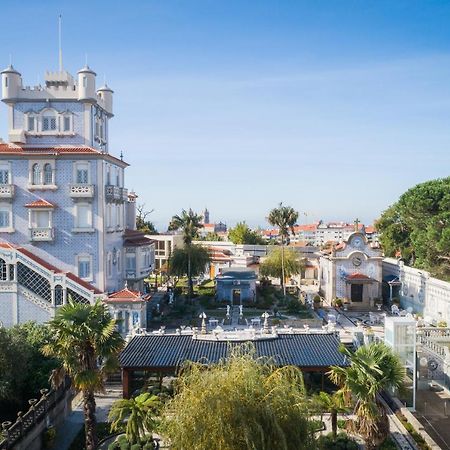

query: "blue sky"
left=1, top=0, right=450, bottom=230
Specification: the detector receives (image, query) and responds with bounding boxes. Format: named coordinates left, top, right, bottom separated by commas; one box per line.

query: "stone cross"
left=354, top=218, right=360, bottom=232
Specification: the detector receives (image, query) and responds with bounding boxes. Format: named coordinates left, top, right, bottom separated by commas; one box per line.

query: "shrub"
left=337, top=418, right=346, bottom=429
left=318, top=432, right=358, bottom=449
left=334, top=298, right=343, bottom=308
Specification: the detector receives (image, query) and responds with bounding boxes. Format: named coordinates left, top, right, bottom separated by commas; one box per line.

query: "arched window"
left=107, top=252, right=112, bottom=278
left=43, top=164, right=53, bottom=185
left=54, top=285, right=63, bottom=305
left=117, top=250, right=121, bottom=273
left=32, top=163, right=41, bottom=185
left=0, top=258, right=7, bottom=281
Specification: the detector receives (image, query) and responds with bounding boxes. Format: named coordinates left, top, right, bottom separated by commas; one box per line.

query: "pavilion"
left=119, top=330, right=348, bottom=398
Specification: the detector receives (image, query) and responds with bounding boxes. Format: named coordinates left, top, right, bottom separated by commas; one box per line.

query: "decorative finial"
left=120, top=150, right=124, bottom=161
left=124, top=280, right=128, bottom=289
left=58, top=15, right=63, bottom=72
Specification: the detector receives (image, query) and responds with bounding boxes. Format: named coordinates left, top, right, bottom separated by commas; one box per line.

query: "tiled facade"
left=0, top=62, right=155, bottom=327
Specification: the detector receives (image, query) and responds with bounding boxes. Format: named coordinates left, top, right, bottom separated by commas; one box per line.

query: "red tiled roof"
left=106, top=287, right=143, bottom=302
left=16, top=246, right=102, bottom=294
left=365, top=226, right=376, bottom=234
left=123, top=229, right=155, bottom=247
left=25, top=199, right=55, bottom=208
left=346, top=272, right=371, bottom=280
left=0, top=144, right=128, bottom=166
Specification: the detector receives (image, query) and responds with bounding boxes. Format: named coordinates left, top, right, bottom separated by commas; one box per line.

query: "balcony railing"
left=105, top=185, right=121, bottom=202
left=105, top=185, right=129, bottom=202
left=0, top=184, right=15, bottom=199
left=69, top=184, right=94, bottom=198
left=29, top=227, right=54, bottom=242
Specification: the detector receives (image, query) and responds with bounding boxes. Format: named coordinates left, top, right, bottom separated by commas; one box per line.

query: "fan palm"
left=328, top=342, right=404, bottom=449
left=109, top=392, right=160, bottom=445
left=313, top=391, right=347, bottom=441
left=168, top=209, right=203, bottom=298
left=42, top=300, right=124, bottom=450
left=267, top=203, right=299, bottom=296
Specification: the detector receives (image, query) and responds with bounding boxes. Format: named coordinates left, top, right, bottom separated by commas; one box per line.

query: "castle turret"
left=97, top=84, right=114, bottom=116
left=77, top=65, right=97, bottom=101
left=1, top=65, right=22, bottom=102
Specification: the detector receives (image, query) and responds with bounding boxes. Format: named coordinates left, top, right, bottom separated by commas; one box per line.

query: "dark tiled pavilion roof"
left=119, top=333, right=347, bottom=370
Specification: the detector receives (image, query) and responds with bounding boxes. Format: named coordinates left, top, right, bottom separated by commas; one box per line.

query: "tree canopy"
left=228, top=221, right=265, bottom=244
left=161, top=345, right=315, bottom=450
left=376, top=177, right=450, bottom=280
left=259, top=247, right=304, bottom=285
left=168, top=245, right=210, bottom=280
left=0, top=322, right=59, bottom=422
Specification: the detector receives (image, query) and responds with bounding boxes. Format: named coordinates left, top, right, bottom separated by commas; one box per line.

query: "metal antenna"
left=9, top=54, right=12, bottom=66
left=58, top=15, right=63, bottom=71
left=85, top=53, right=88, bottom=66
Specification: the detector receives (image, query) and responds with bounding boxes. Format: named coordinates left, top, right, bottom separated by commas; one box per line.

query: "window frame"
left=0, top=203, right=13, bottom=232
left=73, top=202, right=94, bottom=232
left=76, top=254, right=93, bottom=282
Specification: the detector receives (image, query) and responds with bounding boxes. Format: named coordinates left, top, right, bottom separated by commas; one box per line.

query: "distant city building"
left=0, top=61, right=154, bottom=328
left=198, top=207, right=227, bottom=237
left=261, top=220, right=378, bottom=246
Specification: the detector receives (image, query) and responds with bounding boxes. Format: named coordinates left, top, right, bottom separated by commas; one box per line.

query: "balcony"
left=70, top=184, right=94, bottom=198
left=30, top=227, right=54, bottom=242
left=125, top=267, right=151, bottom=280
left=121, top=188, right=129, bottom=201
left=0, top=184, right=15, bottom=199
left=105, top=185, right=122, bottom=202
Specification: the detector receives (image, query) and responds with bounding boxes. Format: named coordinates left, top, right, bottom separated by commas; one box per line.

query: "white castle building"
left=0, top=62, right=154, bottom=330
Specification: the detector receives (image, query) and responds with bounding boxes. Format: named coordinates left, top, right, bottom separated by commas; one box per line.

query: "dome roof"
left=97, top=84, right=113, bottom=93
left=1, top=64, right=21, bottom=76
left=77, top=65, right=97, bottom=76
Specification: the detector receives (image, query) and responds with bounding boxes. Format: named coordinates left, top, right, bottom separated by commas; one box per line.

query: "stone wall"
left=383, top=258, right=450, bottom=324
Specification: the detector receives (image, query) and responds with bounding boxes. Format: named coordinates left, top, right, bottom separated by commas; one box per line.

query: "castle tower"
left=77, top=65, right=97, bottom=101
left=1, top=65, right=22, bottom=102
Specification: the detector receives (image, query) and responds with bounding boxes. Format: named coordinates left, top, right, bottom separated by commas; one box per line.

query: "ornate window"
left=107, top=252, right=112, bottom=278
left=32, top=163, right=41, bottom=185
left=0, top=163, right=10, bottom=184
left=74, top=203, right=93, bottom=230
left=75, top=162, right=90, bottom=184
left=54, top=285, right=64, bottom=305
left=0, top=258, right=7, bottom=281
left=43, top=164, right=53, bottom=185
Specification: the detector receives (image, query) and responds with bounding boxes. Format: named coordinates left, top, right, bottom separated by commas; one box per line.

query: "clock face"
left=353, top=236, right=363, bottom=248
left=352, top=256, right=362, bottom=267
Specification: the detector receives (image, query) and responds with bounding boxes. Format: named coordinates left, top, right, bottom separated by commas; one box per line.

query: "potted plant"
left=334, top=298, right=343, bottom=309
left=313, top=295, right=321, bottom=309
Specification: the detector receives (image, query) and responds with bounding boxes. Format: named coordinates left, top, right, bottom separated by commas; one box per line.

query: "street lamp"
left=199, top=312, right=207, bottom=334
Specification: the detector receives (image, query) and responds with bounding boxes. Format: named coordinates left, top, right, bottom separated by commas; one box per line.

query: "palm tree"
left=313, top=391, right=347, bottom=441
left=109, top=392, right=160, bottom=445
left=42, top=300, right=125, bottom=450
left=328, top=342, right=404, bottom=449
left=168, top=209, right=203, bottom=299
left=267, top=203, right=299, bottom=296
